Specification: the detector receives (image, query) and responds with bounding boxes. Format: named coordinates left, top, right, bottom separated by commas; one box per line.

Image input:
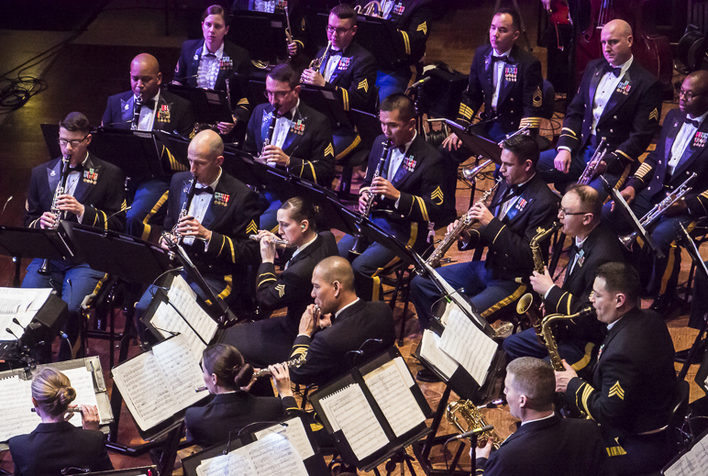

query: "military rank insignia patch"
left=157, top=104, right=170, bottom=123
left=246, top=220, right=258, bottom=235
left=83, top=168, right=98, bottom=185
left=648, top=107, right=659, bottom=121
left=214, top=192, right=230, bottom=206
left=693, top=131, right=707, bottom=148
left=431, top=186, right=444, bottom=205
left=616, top=80, right=631, bottom=95
left=275, top=284, right=286, bottom=298
left=504, top=65, right=518, bottom=82
left=608, top=381, right=625, bottom=400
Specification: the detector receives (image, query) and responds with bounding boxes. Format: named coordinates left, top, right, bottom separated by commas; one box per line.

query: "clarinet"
left=261, top=104, right=280, bottom=157
left=38, top=155, right=70, bottom=275
left=348, top=139, right=392, bottom=258
left=131, top=96, right=143, bottom=130
left=161, top=175, right=198, bottom=248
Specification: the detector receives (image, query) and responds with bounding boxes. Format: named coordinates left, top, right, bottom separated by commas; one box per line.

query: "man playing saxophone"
left=605, top=70, right=708, bottom=313
left=476, top=357, right=607, bottom=475
left=410, top=134, right=557, bottom=381
left=503, top=185, right=624, bottom=374
left=23, top=112, right=126, bottom=360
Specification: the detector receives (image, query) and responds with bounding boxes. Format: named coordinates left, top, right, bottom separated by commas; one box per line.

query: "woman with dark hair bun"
left=222, top=196, right=338, bottom=368
left=184, top=343, right=297, bottom=447
left=9, top=368, right=113, bottom=475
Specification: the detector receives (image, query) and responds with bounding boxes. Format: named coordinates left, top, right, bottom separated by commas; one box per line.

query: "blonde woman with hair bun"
left=8, top=367, right=113, bottom=475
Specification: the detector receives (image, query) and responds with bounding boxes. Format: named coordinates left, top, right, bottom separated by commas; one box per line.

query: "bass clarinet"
left=349, top=138, right=392, bottom=258
left=38, top=155, right=70, bottom=275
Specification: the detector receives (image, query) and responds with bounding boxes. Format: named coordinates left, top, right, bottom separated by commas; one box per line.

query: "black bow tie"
left=685, top=118, right=701, bottom=128
left=68, top=164, right=84, bottom=173
left=605, top=64, right=623, bottom=77
left=204, top=52, right=217, bottom=58
left=491, top=55, right=507, bottom=63
left=194, top=186, right=214, bottom=195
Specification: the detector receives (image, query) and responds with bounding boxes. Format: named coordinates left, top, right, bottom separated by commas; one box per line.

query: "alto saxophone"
left=540, top=306, right=594, bottom=371
left=446, top=400, right=502, bottom=450
left=516, top=222, right=562, bottom=335
left=426, top=176, right=502, bottom=268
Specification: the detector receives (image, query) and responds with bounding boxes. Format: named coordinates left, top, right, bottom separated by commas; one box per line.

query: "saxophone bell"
left=460, top=159, right=493, bottom=185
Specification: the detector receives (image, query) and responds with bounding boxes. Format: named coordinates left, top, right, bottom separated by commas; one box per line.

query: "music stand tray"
left=0, top=224, right=75, bottom=262
left=444, top=119, right=502, bottom=164
left=166, top=84, right=233, bottom=124
left=89, top=129, right=165, bottom=181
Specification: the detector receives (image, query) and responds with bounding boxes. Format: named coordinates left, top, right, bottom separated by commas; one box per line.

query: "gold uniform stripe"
left=561, top=127, right=577, bottom=137
left=341, top=87, right=350, bottom=111
left=257, top=277, right=277, bottom=287
left=400, top=30, right=411, bottom=55
left=406, top=222, right=418, bottom=249
left=571, top=342, right=595, bottom=371
left=141, top=190, right=170, bottom=241
left=335, top=135, right=361, bottom=161
left=615, top=149, right=633, bottom=162
left=481, top=284, right=526, bottom=318
left=217, top=275, right=233, bottom=300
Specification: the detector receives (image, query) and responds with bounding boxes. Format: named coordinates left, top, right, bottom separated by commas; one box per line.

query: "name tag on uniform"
left=504, top=65, right=518, bottom=82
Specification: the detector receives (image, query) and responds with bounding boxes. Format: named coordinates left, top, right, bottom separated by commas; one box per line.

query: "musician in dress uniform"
left=9, top=368, right=113, bottom=475
left=606, top=71, right=708, bottom=312
left=220, top=197, right=338, bottom=368
left=185, top=344, right=298, bottom=447
left=102, top=53, right=195, bottom=240
left=244, top=63, right=335, bottom=230
left=352, top=0, right=433, bottom=102
left=173, top=4, right=251, bottom=139
left=503, top=185, right=624, bottom=372
left=22, top=112, right=125, bottom=360
left=300, top=4, right=377, bottom=159
left=442, top=7, right=544, bottom=157
left=288, top=256, right=395, bottom=386
left=555, top=262, right=676, bottom=475
left=410, top=134, right=558, bottom=364
left=475, top=357, right=608, bottom=476
left=538, top=19, right=661, bottom=195
left=336, top=93, right=455, bottom=300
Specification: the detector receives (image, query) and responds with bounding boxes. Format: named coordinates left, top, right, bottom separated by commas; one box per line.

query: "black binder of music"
left=181, top=415, right=329, bottom=476
left=166, top=84, right=233, bottom=124
left=227, top=10, right=289, bottom=64
left=310, top=348, right=432, bottom=471
left=89, top=129, right=167, bottom=181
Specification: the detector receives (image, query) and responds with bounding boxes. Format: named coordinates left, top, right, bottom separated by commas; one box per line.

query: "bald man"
left=538, top=19, right=661, bottom=195
left=102, top=53, right=196, bottom=238
left=606, top=70, right=708, bottom=312
left=159, top=129, right=261, bottom=305
left=288, top=256, right=395, bottom=386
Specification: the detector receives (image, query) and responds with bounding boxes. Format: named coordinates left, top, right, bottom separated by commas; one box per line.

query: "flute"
left=249, top=234, right=289, bottom=246
left=31, top=407, right=81, bottom=413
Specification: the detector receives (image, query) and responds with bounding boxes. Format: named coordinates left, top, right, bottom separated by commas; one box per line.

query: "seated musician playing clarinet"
left=243, top=63, right=335, bottom=231
left=22, top=112, right=125, bottom=360
left=503, top=185, right=624, bottom=372
left=605, top=71, right=708, bottom=313
left=410, top=134, right=557, bottom=381
left=537, top=19, right=661, bottom=195
left=337, top=93, right=455, bottom=300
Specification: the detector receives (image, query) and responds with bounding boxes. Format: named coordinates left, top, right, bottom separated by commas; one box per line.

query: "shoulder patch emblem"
left=608, top=381, right=625, bottom=400
left=275, top=284, right=286, bottom=298
left=246, top=220, right=258, bottom=235
left=648, top=107, right=658, bottom=121
left=431, top=186, right=444, bottom=205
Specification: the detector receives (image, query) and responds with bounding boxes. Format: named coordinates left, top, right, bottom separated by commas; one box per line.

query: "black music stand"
left=40, top=123, right=61, bottom=159
left=227, top=10, right=289, bottom=63
left=85, top=466, right=157, bottom=475
left=444, top=119, right=502, bottom=164
left=0, top=224, right=75, bottom=287
left=299, top=85, right=352, bottom=128
left=89, top=129, right=166, bottom=181
left=166, top=84, right=233, bottom=124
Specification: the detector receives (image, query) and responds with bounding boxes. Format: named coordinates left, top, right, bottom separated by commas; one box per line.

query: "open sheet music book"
left=0, top=361, right=105, bottom=442
left=664, top=429, right=708, bottom=476
left=253, top=416, right=315, bottom=460
left=419, top=329, right=459, bottom=380
left=0, top=287, right=52, bottom=340
left=111, top=333, right=205, bottom=433
left=147, top=275, right=218, bottom=360
left=312, top=353, right=430, bottom=467
left=195, top=432, right=309, bottom=476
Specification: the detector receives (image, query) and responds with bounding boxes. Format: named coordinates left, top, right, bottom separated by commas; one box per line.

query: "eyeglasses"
left=679, top=89, right=702, bottom=100
left=264, top=89, right=292, bottom=100
left=58, top=135, right=89, bottom=147
left=558, top=208, right=590, bottom=217
left=326, top=25, right=354, bottom=35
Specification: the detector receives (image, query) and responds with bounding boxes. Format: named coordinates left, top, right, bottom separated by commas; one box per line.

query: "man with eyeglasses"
left=244, top=63, right=334, bottom=229
left=606, top=70, right=708, bottom=313
left=102, top=53, right=195, bottom=240
left=300, top=4, right=377, bottom=159
left=537, top=19, right=661, bottom=195
left=23, top=112, right=126, bottom=360
left=503, top=185, right=624, bottom=371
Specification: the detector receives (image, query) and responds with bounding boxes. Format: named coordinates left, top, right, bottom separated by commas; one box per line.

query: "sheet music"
left=112, top=334, right=204, bottom=431
left=420, top=329, right=458, bottom=380
left=439, top=303, right=498, bottom=385
left=254, top=416, right=314, bottom=460
left=0, top=375, right=39, bottom=442
left=664, top=430, right=708, bottom=476
left=362, top=357, right=426, bottom=437
left=196, top=433, right=308, bottom=476
left=425, top=266, right=487, bottom=329
left=319, top=383, right=389, bottom=460
left=62, top=366, right=102, bottom=426
left=0, top=287, right=52, bottom=340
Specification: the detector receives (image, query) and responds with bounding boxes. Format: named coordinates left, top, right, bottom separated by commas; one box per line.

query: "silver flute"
left=249, top=234, right=289, bottom=246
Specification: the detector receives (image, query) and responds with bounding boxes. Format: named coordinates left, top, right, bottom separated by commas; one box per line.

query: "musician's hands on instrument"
left=298, top=304, right=321, bottom=337
left=468, top=201, right=494, bottom=227
left=39, top=211, right=60, bottom=229
left=448, top=219, right=472, bottom=243
left=76, top=404, right=100, bottom=431
left=176, top=215, right=212, bottom=242
left=475, top=439, right=494, bottom=460
left=257, top=230, right=279, bottom=263
left=370, top=176, right=401, bottom=201
left=442, top=132, right=462, bottom=151
left=261, top=145, right=291, bottom=167
left=216, top=121, right=235, bottom=135
left=529, top=267, right=555, bottom=296
left=358, top=187, right=372, bottom=213
left=56, top=194, right=85, bottom=220
left=287, top=41, right=299, bottom=57
left=620, top=185, right=636, bottom=204
left=554, top=359, right=578, bottom=393
left=593, top=160, right=607, bottom=177
left=553, top=149, right=572, bottom=174
left=300, top=68, right=326, bottom=87
left=664, top=198, right=688, bottom=217
left=269, top=362, right=293, bottom=397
